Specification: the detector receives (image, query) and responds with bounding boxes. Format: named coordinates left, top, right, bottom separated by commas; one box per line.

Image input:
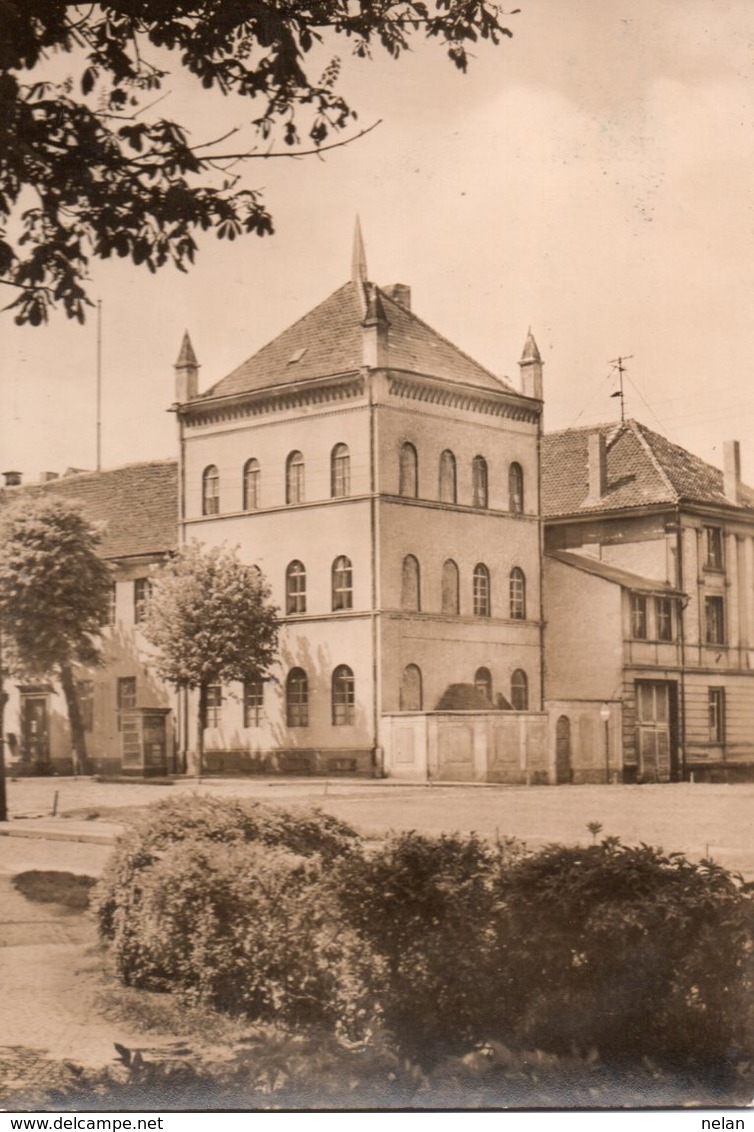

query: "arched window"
left=331, top=443, right=350, bottom=498
left=332, top=555, right=353, bottom=611
left=401, top=555, right=421, bottom=611
left=511, top=669, right=528, bottom=710
left=332, top=665, right=355, bottom=725
left=509, top=567, right=526, bottom=620
left=286, top=450, right=305, bottom=504
left=243, top=458, right=260, bottom=511
left=202, top=465, right=220, bottom=515
left=286, top=560, right=306, bottom=614
left=400, top=664, right=423, bottom=711
left=474, top=667, right=493, bottom=705
left=439, top=450, right=457, bottom=504
left=399, top=442, right=418, bottom=498
left=509, top=462, right=524, bottom=514
left=473, top=563, right=490, bottom=617
left=441, top=559, right=460, bottom=614
left=472, top=455, right=488, bottom=509
left=286, top=668, right=308, bottom=727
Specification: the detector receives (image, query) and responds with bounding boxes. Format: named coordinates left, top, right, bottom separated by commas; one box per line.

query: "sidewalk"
left=0, top=817, right=125, bottom=845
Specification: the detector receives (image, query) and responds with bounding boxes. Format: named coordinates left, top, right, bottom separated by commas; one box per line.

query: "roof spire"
left=175, top=330, right=198, bottom=369
left=351, top=215, right=368, bottom=284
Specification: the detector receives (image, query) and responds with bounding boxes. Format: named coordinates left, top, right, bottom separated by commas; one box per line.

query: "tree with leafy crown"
left=0, top=1, right=517, bottom=325
left=141, top=541, right=279, bottom=773
left=0, top=495, right=112, bottom=780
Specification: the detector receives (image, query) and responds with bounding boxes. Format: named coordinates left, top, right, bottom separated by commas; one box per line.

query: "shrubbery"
left=95, top=798, right=754, bottom=1084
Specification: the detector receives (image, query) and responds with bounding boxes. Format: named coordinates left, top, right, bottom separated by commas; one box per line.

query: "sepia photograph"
left=1, top=0, right=754, bottom=1115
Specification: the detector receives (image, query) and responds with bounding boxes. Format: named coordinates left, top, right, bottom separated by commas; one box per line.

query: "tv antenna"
left=608, top=355, right=633, bottom=423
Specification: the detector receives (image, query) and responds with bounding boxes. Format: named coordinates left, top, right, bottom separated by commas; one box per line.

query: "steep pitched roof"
left=542, top=419, right=754, bottom=518
left=0, top=460, right=178, bottom=560
left=547, top=550, right=681, bottom=594
left=198, top=280, right=510, bottom=401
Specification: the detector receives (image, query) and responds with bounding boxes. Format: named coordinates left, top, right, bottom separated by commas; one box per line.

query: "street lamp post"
left=599, top=703, right=611, bottom=785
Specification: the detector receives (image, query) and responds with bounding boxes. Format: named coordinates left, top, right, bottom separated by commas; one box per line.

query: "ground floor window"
left=511, top=669, right=528, bottom=710
left=206, top=684, right=222, bottom=728
left=332, top=665, right=355, bottom=725
left=76, top=680, right=94, bottom=732
left=243, top=678, right=264, bottom=728
left=708, top=687, right=725, bottom=743
left=286, top=668, right=309, bottom=727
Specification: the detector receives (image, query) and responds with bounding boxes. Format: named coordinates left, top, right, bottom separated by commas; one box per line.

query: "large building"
left=173, top=226, right=548, bottom=780
left=1, top=461, right=178, bottom=776
left=542, top=419, right=754, bottom=784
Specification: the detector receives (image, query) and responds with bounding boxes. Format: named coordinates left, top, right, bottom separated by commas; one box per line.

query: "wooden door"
left=636, top=682, right=671, bottom=782
left=21, top=695, right=50, bottom=769
left=555, top=715, right=572, bottom=784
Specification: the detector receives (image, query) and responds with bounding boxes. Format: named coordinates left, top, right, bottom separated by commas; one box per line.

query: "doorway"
left=21, top=694, right=50, bottom=770
left=555, top=715, right=572, bottom=784
left=635, top=681, right=679, bottom=782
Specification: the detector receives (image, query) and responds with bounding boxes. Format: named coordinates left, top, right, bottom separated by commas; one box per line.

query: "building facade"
left=542, top=420, right=754, bottom=783
left=174, top=230, right=547, bottom=780
left=1, top=461, right=178, bottom=776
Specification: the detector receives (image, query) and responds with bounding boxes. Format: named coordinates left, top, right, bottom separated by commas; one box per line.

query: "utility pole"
left=608, top=354, right=633, bottom=423
left=96, top=299, right=102, bottom=471
left=0, top=630, right=8, bottom=821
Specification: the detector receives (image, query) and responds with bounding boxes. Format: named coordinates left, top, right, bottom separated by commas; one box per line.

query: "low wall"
left=382, top=711, right=549, bottom=783
left=197, top=747, right=376, bottom=777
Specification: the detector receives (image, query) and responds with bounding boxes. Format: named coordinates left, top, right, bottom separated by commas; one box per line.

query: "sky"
left=2, top=0, right=754, bottom=483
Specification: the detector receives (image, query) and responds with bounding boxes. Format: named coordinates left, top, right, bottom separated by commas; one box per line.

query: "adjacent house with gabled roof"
left=173, top=222, right=548, bottom=781
left=1, top=460, right=179, bottom=775
left=542, top=418, right=754, bottom=783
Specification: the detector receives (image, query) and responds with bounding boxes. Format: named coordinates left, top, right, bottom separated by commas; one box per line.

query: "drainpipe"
left=675, top=508, right=688, bottom=781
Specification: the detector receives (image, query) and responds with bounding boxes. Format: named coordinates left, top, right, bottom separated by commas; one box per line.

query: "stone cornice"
left=385, top=371, right=540, bottom=423
left=180, top=372, right=365, bottom=428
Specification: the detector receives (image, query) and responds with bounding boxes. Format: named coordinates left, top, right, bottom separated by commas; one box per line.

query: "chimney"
left=518, top=330, right=543, bottom=400
left=383, top=283, right=411, bottom=311
left=362, top=284, right=389, bottom=369
left=175, top=331, right=199, bottom=403
left=40, top=471, right=59, bottom=483
left=723, top=440, right=742, bottom=504
left=2, top=471, right=21, bottom=487
left=586, top=432, right=608, bottom=504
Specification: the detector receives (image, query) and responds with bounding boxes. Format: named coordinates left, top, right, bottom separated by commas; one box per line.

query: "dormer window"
left=287, top=347, right=307, bottom=364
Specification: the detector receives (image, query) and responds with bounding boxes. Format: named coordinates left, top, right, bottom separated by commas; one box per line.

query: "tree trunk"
left=197, top=682, right=207, bottom=779
left=60, top=662, right=89, bottom=776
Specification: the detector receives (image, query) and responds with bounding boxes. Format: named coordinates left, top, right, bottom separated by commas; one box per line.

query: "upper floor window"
left=400, top=664, right=423, bottom=711
left=134, top=577, right=151, bottom=623
left=243, top=458, right=260, bottom=511
left=472, top=455, right=488, bottom=509
left=509, top=567, right=526, bottom=620
left=286, top=668, right=308, bottom=727
left=205, top=684, right=222, bottom=728
left=441, top=559, right=460, bottom=615
left=656, top=597, right=673, bottom=642
left=332, top=665, right=355, bottom=726
left=286, top=561, right=307, bottom=615
left=631, top=594, right=648, bottom=640
left=705, top=595, right=726, bottom=645
left=104, top=582, right=117, bottom=626
left=509, top=463, right=524, bottom=514
left=704, top=526, right=724, bottom=570
left=401, top=555, right=421, bottom=612
left=474, top=667, right=493, bottom=706
left=708, top=687, right=725, bottom=743
left=473, top=563, right=490, bottom=617
left=243, top=678, right=264, bottom=728
left=117, top=676, right=136, bottom=714
left=202, top=465, right=220, bottom=515
left=286, top=450, right=305, bottom=504
left=439, top=450, right=457, bottom=504
left=332, top=555, right=353, bottom=611
left=511, top=669, right=528, bottom=711
left=331, top=444, right=350, bottom=498
left=399, top=442, right=418, bottom=498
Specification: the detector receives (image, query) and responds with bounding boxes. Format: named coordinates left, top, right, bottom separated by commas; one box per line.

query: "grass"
left=12, top=870, right=97, bottom=910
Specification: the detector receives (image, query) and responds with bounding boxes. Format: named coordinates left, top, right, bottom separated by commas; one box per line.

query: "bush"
left=94, top=794, right=360, bottom=941
left=333, top=830, right=524, bottom=1061
left=99, top=837, right=378, bottom=1037
left=491, top=839, right=754, bottom=1075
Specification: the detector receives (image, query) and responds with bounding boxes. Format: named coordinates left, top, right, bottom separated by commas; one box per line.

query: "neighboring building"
left=173, top=226, right=547, bottom=780
left=1, top=461, right=178, bottom=776
left=542, top=419, right=754, bottom=784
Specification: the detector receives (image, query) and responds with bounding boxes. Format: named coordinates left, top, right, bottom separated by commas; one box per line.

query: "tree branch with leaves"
left=0, top=1, right=517, bottom=324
